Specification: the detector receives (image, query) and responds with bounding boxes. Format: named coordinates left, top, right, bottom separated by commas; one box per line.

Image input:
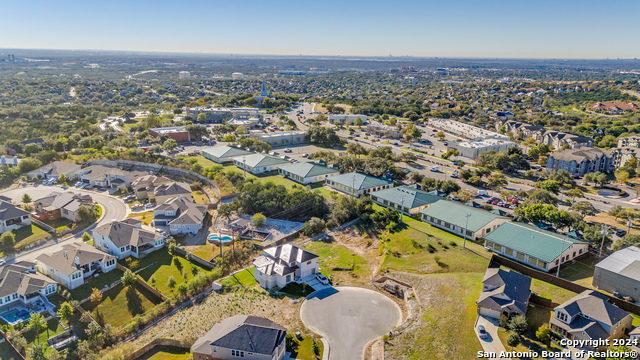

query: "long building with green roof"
left=370, top=185, right=442, bottom=215
left=325, top=172, right=393, bottom=197
left=419, top=200, right=509, bottom=240
left=233, top=154, right=290, bottom=175
left=202, top=145, right=253, bottom=164
left=484, top=222, right=589, bottom=271
left=277, top=162, right=339, bottom=184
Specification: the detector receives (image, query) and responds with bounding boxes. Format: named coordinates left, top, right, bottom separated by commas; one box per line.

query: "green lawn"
left=13, top=224, right=50, bottom=249
left=289, top=335, right=323, bottom=360
left=529, top=277, right=577, bottom=304
left=194, top=155, right=217, bottom=168
left=24, top=318, right=65, bottom=345
left=0, top=340, right=19, bottom=360
left=302, top=242, right=370, bottom=284
left=82, top=282, right=162, bottom=328
left=192, top=190, right=209, bottom=204
left=137, top=346, right=191, bottom=360
left=134, top=250, right=212, bottom=296
left=221, top=268, right=258, bottom=287
left=127, top=211, right=154, bottom=225
left=68, top=269, right=124, bottom=301
left=42, top=218, right=74, bottom=232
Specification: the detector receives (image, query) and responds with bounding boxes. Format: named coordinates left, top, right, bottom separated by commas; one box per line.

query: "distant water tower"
left=232, top=72, right=244, bottom=80
left=178, top=71, right=191, bottom=79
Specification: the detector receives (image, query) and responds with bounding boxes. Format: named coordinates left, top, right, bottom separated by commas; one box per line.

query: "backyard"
left=41, top=217, right=74, bottom=232
left=127, top=211, right=154, bottom=226
left=68, top=269, right=124, bottom=301
left=138, top=345, right=191, bottom=360
left=82, top=282, right=163, bottom=328
left=0, top=340, right=18, bottom=360
left=192, top=190, right=209, bottom=204
left=13, top=224, right=50, bottom=249
left=220, top=268, right=258, bottom=287
left=133, top=249, right=213, bottom=296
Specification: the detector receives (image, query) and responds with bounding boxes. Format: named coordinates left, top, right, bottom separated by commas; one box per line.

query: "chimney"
left=75, top=256, right=80, bottom=266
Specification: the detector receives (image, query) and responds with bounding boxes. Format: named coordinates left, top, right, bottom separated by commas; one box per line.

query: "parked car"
left=430, top=166, right=440, bottom=172
left=497, top=202, right=505, bottom=207
left=301, top=153, right=309, bottom=158
left=491, top=200, right=500, bottom=205
left=144, top=203, right=155, bottom=209
left=616, top=229, right=627, bottom=237
left=477, top=325, right=488, bottom=339
left=0, top=259, right=5, bottom=266
left=450, top=171, right=458, bottom=178
left=316, top=273, right=329, bottom=285
left=509, top=204, right=517, bottom=210
left=284, top=148, right=292, bottom=153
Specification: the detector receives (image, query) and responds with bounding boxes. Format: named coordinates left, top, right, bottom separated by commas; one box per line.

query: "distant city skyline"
left=1, top=0, right=639, bottom=59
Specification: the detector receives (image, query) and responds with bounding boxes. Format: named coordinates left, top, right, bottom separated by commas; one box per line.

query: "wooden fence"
left=0, top=329, right=26, bottom=360
left=123, top=338, right=193, bottom=360
left=116, top=263, right=167, bottom=301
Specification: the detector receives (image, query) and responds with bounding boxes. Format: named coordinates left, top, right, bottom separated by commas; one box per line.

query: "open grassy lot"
left=220, top=268, right=258, bottom=287
left=137, top=346, right=191, bottom=360
left=192, top=190, right=209, bottom=204
left=302, top=241, right=370, bottom=286
left=585, top=212, right=640, bottom=235
left=83, top=282, right=163, bottom=328
left=529, top=277, right=577, bottom=304
left=14, top=224, right=50, bottom=249
left=134, top=250, right=212, bottom=296
left=184, top=244, right=217, bottom=261
left=194, top=155, right=217, bottom=168
left=557, top=254, right=599, bottom=288
left=68, top=269, right=124, bottom=301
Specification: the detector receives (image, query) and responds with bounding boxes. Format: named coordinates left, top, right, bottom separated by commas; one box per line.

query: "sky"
left=1, top=0, right=639, bottom=59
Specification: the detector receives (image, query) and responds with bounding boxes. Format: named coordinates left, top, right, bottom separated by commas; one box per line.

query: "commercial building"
left=449, top=138, right=518, bottom=159
left=545, top=148, right=615, bottom=176
left=148, top=126, right=191, bottom=142
left=431, top=118, right=509, bottom=140
left=202, top=145, right=253, bottom=164
left=325, top=172, right=393, bottom=197
left=593, top=246, right=640, bottom=301
left=483, top=222, right=589, bottom=271
left=178, top=71, right=190, bottom=79
left=365, top=124, right=402, bottom=139
left=476, top=268, right=531, bottom=319
left=228, top=117, right=260, bottom=129
left=253, top=243, right=319, bottom=291
left=231, top=72, right=244, bottom=80
left=420, top=201, right=509, bottom=240
left=185, top=107, right=260, bottom=123
left=191, top=315, right=287, bottom=360
left=550, top=290, right=632, bottom=349
left=35, top=242, right=117, bottom=290
left=328, top=114, right=367, bottom=125
left=249, top=130, right=306, bottom=146
left=277, top=162, right=339, bottom=184
left=369, top=185, right=441, bottom=215
left=233, top=154, right=290, bottom=175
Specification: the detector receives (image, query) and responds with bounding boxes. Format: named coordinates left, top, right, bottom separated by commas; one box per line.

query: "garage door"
left=478, top=307, right=501, bottom=319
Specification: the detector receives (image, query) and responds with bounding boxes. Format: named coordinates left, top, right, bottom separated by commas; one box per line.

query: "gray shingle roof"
left=36, top=242, right=115, bottom=276
left=153, top=182, right=192, bottom=197
left=192, top=315, right=286, bottom=356
left=155, top=196, right=207, bottom=226
left=93, top=221, right=161, bottom=248
left=254, top=243, right=318, bottom=277
left=326, top=172, right=393, bottom=191
left=477, top=268, right=531, bottom=315
left=0, top=200, right=29, bottom=221
left=0, top=261, right=56, bottom=298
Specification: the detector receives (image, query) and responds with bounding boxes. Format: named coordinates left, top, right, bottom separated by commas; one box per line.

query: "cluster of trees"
left=475, top=148, right=530, bottom=172
left=311, top=146, right=412, bottom=181
left=305, top=126, right=343, bottom=148
left=238, top=137, right=271, bottom=153
left=458, top=167, right=508, bottom=190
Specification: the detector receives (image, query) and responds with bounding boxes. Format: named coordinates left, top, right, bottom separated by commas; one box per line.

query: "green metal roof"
left=202, top=145, right=252, bottom=160
left=370, top=186, right=441, bottom=209
left=234, top=154, right=289, bottom=168
left=484, top=222, right=587, bottom=263
left=419, top=200, right=507, bottom=232
left=278, top=162, right=338, bottom=178
left=325, top=172, right=393, bottom=190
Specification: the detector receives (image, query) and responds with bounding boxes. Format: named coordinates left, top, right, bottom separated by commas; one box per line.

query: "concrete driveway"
left=475, top=315, right=506, bottom=353
left=300, top=287, right=402, bottom=360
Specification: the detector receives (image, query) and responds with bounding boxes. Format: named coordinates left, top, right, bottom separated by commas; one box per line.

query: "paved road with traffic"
left=300, top=286, right=402, bottom=360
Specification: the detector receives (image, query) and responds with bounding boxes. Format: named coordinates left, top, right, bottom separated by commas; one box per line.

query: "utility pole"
left=400, top=196, right=405, bottom=223
left=463, top=213, right=471, bottom=248
left=352, top=174, right=356, bottom=197
left=599, top=224, right=610, bottom=258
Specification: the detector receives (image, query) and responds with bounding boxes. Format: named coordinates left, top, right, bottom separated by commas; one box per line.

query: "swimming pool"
left=207, top=235, right=233, bottom=243
left=0, top=308, right=32, bottom=325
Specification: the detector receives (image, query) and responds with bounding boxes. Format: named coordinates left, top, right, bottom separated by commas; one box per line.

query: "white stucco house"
left=253, top=243, right=319, bottom=291
left=92, top=220, right=166, bottom=259
left=153, top=196, right=208, bottom=235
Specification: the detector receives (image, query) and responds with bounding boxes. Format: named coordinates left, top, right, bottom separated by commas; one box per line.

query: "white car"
left=284, top=148, right=292, bottom=153
left=477, top=325, right=488, bottom=339
left=316, top=273, right=329, bottom=285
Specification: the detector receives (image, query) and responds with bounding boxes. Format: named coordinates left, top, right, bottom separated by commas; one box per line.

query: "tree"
left=186, top=124, right=209, bottom=140
left=436, top=132, right=445, bottom=140
left=487, top=173, right=508, bottom=190
left=609, top=205, right=624, bottom=220
left=46, top=348, right=63, bottom=360
left=252, top=213, right=267, bottom=228
left=82, top=232, right=92, bottom=242
left=509, top=315, right=527, bottom=336
left=605, top=345, right=635, bottom=360
left=1, top=231, right=15, bottom=253
left=570, top=201, right=597, bottom=217
left=536, top=180, right=560, bottom=194
left=302, top=217, right=326, bottom=236
left=28, top=313, right=46, bottom=343
left=354, top=117, right=363, bottom=127
left=57, top=302, right=74, bottom=326
left=535, top=325, right=551, bottom=343
left=197, top=113, right=207, bottom=123
left=90, top=287, right=103, bottom=303
left=164, top=138, right=178, bottom=150
left=506, top=332, right=520, bottom=349
left=453, top=189, right=476, bottom=203
left=593, top=171, right=610, bottom=187
left=22, top=194, right=32, bottom=204
left=305, top=126, right=343, bottom=148
left=167, top=276, right=177, bottom=291
left=613, top=234, right=640, bottom=250
left=57, top=173, right=68, bottom=185
left=566, top=188, right=584, bottom=202
left=121, top=270, right=137, bottom=289
left=77, top=205, right=92, bottom=222
left=27, top=343, right=47, bottom=360
left=176, top=283, right=189, bottom=297
left=616, top=170, right=630, bottom=184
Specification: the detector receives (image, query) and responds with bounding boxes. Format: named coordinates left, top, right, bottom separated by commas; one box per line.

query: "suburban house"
left=92, top=220, right=166, bottom=259
left=277, top=162, right=339, bottom=184
left=550, top=290, right=632, bottom=349
left=325, top=172, right=394, bottom=197
left=27, top=161, right=81, bottom=180
left=0, top=261, right=57, bottom=313
left=483, top=222, right=589, bottom=271
left=153, top=196, right=208, bottom=235
left=369, top=185, right=441, bottom=215
left=420, top=200, right=509, bottom=240
left=202, top=145, right=253, bottom=164
left=0, top=200, right=31, bottom=233
left=74, top=165, right=145, bottom=189
left=191, top=315, right=287, bottom=360
left=233, top=154, right=290, bottom=175
left=35, top=242, right=117, bottom=290
left=131, top=175, right=173, bottom=199
left=589, top=102, right=640, bottom=114
left=253, top=243, right=319, bottom=291
left=146, top=182, right=192, bottom=204
left=545, top=148, right=615, bottom=176
left=0, top=155, right=20, bottom=167
left=34, top=192, right=93, bottom=222
left=593, top=246, right=640, bottom=301
left=476, top=268, right=531, bottom=319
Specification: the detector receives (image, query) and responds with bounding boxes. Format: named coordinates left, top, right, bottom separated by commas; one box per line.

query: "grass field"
left=68, top=269, right=124, bottom=301
left=529, top=277, right=577, bottom=304
left=194, top=155, right=217, bottom=168
left=127, top=211, right=154, bottom=225
left=289, top=335, right=323, bottom=360
left=192, top=190, right=209, bottom=204
left=585, top=212, right=639, bottom=235
left=14, top=224, right=50, bottom=249
left=24, top=318, right=66, bottom=345
left=303, top=242, right=370, bottom=285
left=83, top=282, right=162, bottom=328
left=134, top=250, right=212, bottom=296
left=220, top=268, right=258, bottom=287
left=137, top=346, right=191, bottom=360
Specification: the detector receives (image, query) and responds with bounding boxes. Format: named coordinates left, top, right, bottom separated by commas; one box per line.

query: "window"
left=556, top=312, right=568, bottom=322
left=485, top=241, right=494, bottom=248
left=516, top=252, right=525, bottom=261
left=505, top=248, right=514, bottom=256
left=286, top=274, right=292, bottom=283
left=527, top=256, right=537, bottom=266
left=12, top=293, right=18, bottom=299
left=306, top=261, right=311, bottom=265
left=231, top=350, right=245, bottom=357
left=492, top=243, right=502, bottom=252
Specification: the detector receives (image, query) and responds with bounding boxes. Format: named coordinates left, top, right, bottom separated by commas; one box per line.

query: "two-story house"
left=550, top=290, right=632, bottom=349
left=253, top=244, right=319, bottom=291
left=27, top=161, right=81, bottom=180
left=74, top=165, right=145, bottom=189
left=0, top=261, right=57, bottom=324
left=0, top=200, right=31, bottom=233
left=191, top=315, right=287, bottom=360
left=34, top=191, right=93, bottom=222
left=476, top=268, right=531, bottom=319
left=35, top=242, right=117, bottom=290
left=153, top=196, right=208, bottom=235
left=92, top=220, right=166, bottom=259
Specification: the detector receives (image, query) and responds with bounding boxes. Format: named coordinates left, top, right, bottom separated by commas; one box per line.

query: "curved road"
left=300, top=287, right=402, bottom=360
left=1, top=184, right=128, bottom=262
